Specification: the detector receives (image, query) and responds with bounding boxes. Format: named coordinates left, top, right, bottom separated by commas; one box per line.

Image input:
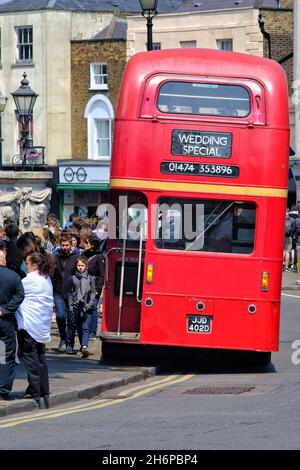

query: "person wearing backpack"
left=68, top=256, right=96, bottom=358
left=289, top=204, right=300, bottom=272
left=284, top=209, right=294, bottom=271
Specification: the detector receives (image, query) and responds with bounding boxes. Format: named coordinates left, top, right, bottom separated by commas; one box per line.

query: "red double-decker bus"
left=100, top=49, right=290, bottom=365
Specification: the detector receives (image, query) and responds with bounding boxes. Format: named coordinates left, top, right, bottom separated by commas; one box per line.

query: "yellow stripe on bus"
left=110, top=178, right=287, bottom=198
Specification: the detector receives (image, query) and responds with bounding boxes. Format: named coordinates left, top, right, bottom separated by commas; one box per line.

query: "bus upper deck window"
left=157, top=81, right=251, bottom=118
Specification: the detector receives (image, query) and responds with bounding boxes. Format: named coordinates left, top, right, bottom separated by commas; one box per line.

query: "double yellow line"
left=0, top=374, right=194, bottom=429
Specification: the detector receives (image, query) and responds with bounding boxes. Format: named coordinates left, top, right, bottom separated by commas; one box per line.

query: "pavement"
left=281, top=268, right=300, bottom=290
left=0, top=269, right=299, bottom=417
left=0, top=322, right=158, bottom=417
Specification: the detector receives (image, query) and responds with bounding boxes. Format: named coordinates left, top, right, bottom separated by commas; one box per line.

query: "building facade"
left=57, top=19, right=128, bottom=226
left=0, top=0, right=182, bottom=228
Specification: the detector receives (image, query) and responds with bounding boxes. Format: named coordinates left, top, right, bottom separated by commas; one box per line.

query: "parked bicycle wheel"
left=26, top=156, right=38, bottom=165
left=12, top=154, right=23, bottom=165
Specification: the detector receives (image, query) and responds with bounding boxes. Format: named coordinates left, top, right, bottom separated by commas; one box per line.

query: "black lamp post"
left=258, top=14, right=272, bottom=59
left=139, top=0, right=158, bottom=51
left=11, top=72, right=38, bottom=165
left=0, top=91, right=8, bottom=169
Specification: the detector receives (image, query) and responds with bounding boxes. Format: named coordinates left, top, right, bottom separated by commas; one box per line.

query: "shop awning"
left=56, top=184, right=109, bottom=191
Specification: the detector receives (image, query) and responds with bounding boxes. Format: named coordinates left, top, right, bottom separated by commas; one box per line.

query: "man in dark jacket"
left=0, top=246, right=25, bottom=400
left=52, top=234, right=78, bottom=353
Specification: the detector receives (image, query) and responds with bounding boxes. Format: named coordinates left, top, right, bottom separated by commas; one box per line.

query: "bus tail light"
left=261, top=272, right=269, bottom=291
left=146, top=264, right=154, bottom=283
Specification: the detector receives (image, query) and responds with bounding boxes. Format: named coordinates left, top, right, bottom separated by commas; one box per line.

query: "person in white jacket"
left=15, top=251, right=54, bottom=409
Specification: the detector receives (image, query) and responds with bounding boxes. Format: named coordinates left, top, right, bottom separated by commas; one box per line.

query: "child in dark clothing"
left=68, top=256, right=96, bottom=357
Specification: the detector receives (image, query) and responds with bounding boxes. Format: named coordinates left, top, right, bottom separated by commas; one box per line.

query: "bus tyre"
left=101, top=341, right=117, bottom=361
left=255, top=352, right=271, bottom=366
left=243, top=351, right=271, bottom=366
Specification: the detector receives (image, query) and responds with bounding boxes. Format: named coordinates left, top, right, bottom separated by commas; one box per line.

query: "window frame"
left=94, top=118, right=111, bottom=159
left=217, top=39, right=233, bottom=51
left=15, top=26, right=33, bottom=62
left=155, top=197, right=256, bottom=255
left=152, top=43, right=161, bottom=50
left=140, top=74, right=265, bottom=125
left=84, top=94, right=114, bottom=161
left=157, top=80, right=251, bottom=118
left=90, top=63, right=108, bottom=90
left=180, top=40, right=197, bottom=49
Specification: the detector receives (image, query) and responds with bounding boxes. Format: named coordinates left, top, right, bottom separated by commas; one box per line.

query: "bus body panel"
left=139, top=295, right=279, bottom=351
left=117, top=49, right=289, bottom=127
left=101, top=49, right=290, bottom=355
left=111, top=122, right=289, bottom=191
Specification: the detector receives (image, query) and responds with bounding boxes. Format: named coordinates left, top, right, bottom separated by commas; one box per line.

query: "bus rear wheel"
left=101, top=341, right=118, bottom=361
left=101, top=341, right=138, bottom=362
left=254, top=352, right=271, bottom=366
left=242, top=351, right=271, bottom=366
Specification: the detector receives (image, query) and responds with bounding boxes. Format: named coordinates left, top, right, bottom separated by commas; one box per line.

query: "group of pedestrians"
left=0, top=212, right=107, bottom=407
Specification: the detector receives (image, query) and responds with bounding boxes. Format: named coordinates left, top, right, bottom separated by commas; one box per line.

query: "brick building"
left=260, top=3, right=293, bottom=94
left=0, top=0, right=182, bottom=227
left=58, top=18, right=128, bottom=224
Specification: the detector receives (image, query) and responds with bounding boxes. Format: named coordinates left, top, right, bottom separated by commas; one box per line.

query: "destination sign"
left=171, top=129, right=232, bottom=158
left=161, top=161, right=239, bottom=178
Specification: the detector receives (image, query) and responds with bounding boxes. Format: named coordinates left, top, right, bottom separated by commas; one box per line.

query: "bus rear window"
left=157, top=81, right=250, bottom=118
left=156, top=198, right=256, bottom=254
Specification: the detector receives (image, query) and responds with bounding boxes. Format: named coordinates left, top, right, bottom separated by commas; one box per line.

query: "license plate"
left=161, top=161, right=239, bottom=178
left=187, top=315, right=212, bottom=333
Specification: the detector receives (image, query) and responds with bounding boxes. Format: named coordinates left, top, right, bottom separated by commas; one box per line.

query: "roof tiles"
left=0, top=0, right=182, bottom=13
left=176, top=0, right=284, bottom=13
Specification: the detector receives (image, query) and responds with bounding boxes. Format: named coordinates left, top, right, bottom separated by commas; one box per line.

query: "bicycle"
left=12, top=148, right=42, bottom=167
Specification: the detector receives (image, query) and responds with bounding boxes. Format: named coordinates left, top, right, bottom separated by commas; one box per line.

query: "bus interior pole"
left=136, top=223, right=144, bottom=303
left=117, top=215, right=127, bottom=335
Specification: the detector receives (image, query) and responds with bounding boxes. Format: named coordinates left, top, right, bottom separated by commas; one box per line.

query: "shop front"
left=57, top=160, right=110, bottom=227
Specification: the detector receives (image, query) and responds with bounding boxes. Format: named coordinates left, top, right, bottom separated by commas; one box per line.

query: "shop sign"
left=171, top=129, right=232, bottom=158
left=59, top=165, right=110, bottom=184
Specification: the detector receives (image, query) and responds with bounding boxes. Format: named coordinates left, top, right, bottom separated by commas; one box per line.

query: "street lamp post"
left=139, top=0, right=158, bottom=51
left=0, top=91, right=8, bottom=170
left=258, top=14, right=272, bottom=59
left=11, top=73, right=38, bottom=167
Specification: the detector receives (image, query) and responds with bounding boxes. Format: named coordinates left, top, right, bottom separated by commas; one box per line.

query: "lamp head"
left=11, top=72, right=38, bottom=117
left=139, top=0, right=158, bottom=13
